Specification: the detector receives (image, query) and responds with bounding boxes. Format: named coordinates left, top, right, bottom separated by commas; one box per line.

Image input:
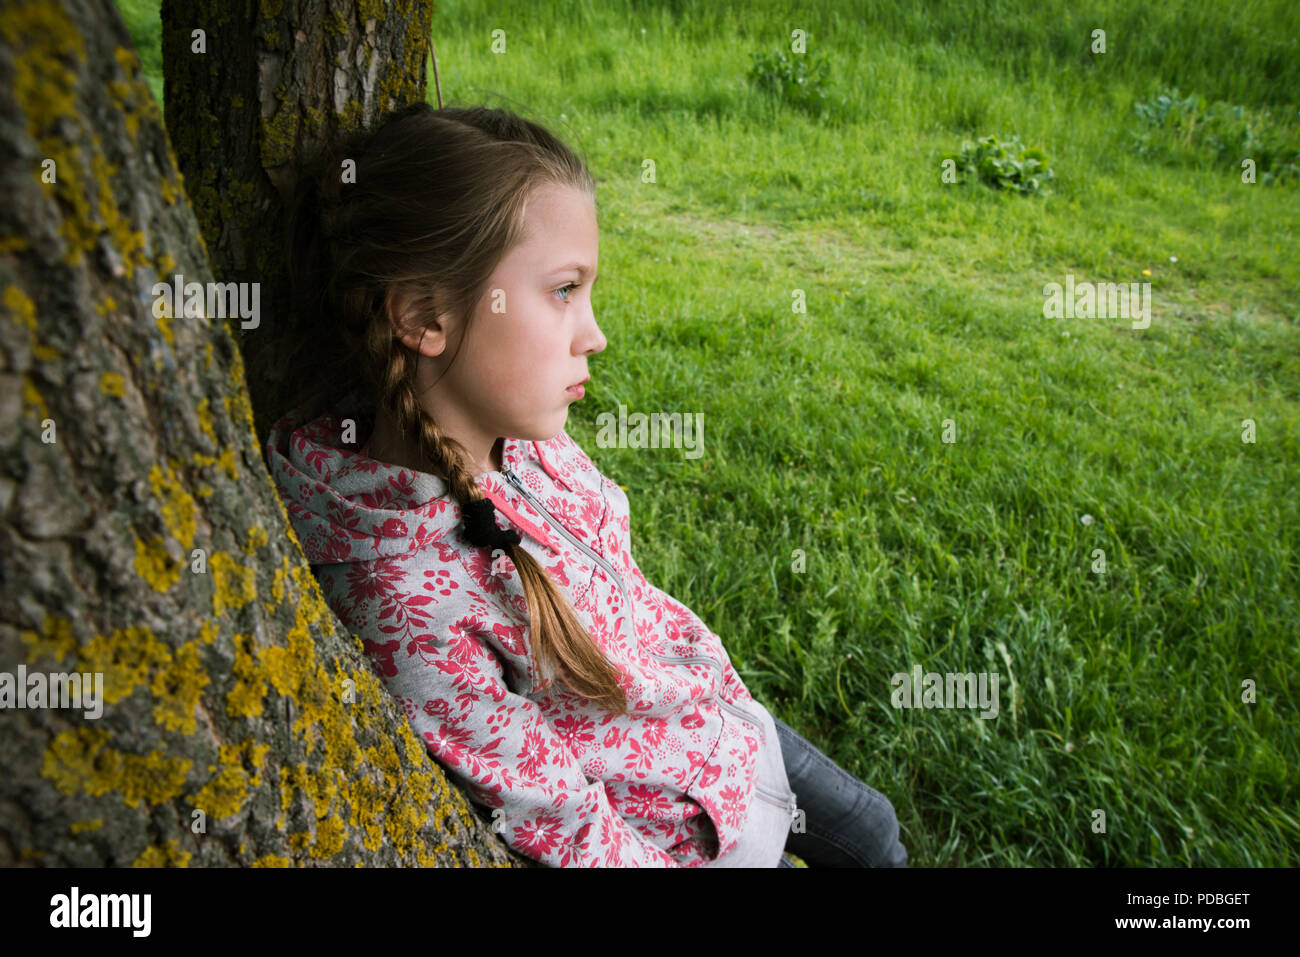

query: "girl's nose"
left=584, top=313, right=607, bottom=355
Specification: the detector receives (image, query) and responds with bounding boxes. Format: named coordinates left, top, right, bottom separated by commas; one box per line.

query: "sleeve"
left=383, top=612, right=687, bottom=868
left=623, top=544, right=755, bottom=709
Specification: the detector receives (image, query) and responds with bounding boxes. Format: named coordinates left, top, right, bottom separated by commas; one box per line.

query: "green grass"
left=115, top=0, right=1299, bottom=866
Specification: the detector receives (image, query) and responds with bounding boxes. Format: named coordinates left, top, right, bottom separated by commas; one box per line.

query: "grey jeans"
left=774, top=717, right=908, bottom=867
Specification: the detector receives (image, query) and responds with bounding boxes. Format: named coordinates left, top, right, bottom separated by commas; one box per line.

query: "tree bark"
left=160, top=0, right=435, bottom=447
left=0, top=0, right=533, bottom=867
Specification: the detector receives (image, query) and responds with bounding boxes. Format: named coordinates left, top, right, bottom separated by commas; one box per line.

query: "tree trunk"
left=160, top=0, right=436, bottom=447
left=0, top=0, right=533, bottom=867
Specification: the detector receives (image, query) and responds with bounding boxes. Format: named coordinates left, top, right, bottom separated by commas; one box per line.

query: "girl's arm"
left=575, top=440, right=758, bottom=716
left=624, top=557, right=758, bottom=713
left=381, top=618, right=689, bottom=868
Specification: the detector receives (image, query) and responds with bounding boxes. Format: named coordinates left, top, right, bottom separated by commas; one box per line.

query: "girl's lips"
left=565, top=384, right=585, bottom=399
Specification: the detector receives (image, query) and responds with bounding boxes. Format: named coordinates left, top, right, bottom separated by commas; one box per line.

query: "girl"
left=266, top=101, right=907, bottom=868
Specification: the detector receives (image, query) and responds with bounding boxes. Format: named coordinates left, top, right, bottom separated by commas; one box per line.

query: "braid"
left=375, top=339, right=628, bottom=714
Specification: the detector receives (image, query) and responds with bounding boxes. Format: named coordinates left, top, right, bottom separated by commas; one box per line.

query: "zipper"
left=501, top=466, right=638, bottom=651
left=647, top=653, right=763, bottom=737
left=754, top=780, right=799, bottom=820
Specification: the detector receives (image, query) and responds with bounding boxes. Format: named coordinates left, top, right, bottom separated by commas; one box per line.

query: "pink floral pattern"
left=267, top=404, right=773, bottom=867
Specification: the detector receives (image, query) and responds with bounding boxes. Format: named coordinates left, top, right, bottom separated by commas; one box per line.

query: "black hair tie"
left=460, top=497, right=522, bottom=550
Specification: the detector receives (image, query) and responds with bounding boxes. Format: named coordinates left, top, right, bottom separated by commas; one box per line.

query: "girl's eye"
left=554, top=282, right=579, bottom=303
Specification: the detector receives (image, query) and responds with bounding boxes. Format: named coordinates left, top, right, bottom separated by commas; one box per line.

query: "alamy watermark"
left=1043, top=273, right=1150, bottom=329
left=595, top=404, right=704, bottom=459
left=1, top=666, right=104, bottom=719
left=151, top=272, right=260, bottom=329
left=890, top=664, right=999, bottom=719
left=49, top=886, right=150, bottom=936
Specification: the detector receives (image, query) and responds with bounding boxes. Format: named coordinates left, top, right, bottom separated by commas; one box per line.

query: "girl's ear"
left=385, top=284, right=450, bottom=358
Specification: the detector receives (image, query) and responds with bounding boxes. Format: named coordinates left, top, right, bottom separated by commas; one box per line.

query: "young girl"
left=266, top=101, right=907, bottom=868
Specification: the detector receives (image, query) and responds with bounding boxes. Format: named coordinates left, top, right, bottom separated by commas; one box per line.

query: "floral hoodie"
left=266, top=400, right=798, bottom=867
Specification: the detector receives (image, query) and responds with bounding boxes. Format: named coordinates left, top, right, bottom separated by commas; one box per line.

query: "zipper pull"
left=498, top=467, right=563, bottom=556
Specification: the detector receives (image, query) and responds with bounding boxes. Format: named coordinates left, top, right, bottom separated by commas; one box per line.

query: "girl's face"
left=402, top=182, right=605, bottom=475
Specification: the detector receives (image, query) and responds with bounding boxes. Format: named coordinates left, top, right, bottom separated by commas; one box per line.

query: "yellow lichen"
left=263, top=555, right=291, bottom=614
left=3, top=0, right=152, bottom=280
left=247, top=741, right=270, bottom=768
left=222, top=369, right=257, bottom=443
left=397, top=711, right=427, bottom=768
left=89, top=136, right=148, bottom=280
left=109, top=46, right=150, bottom=143
left=211, top=551, right=256, bottom=617
left=191, top=444, right=239, bottom=484
left=199, top=619, right=219, bottom=645
left=69, top=818, right=102, bottom=833
left=251, top=854, right=293, bottom=867
left=4, top=284, right=59, bottom=362
left=134, top=534, right=182, bottom=592
left=310, top=812, right=347, bottom=858
left=108, top=79, right=139, bottom=141
left=277, top=769, right=295, bottom=828
left=292, top=562, right=336, bottom=628
left=156, top=297, right=175, bottom=348
left=190, top=397, right=240, bottom=483
left=0, top=2, right=86, bottom=147
left=244, top=523, right=268, bottom=554
left=191, top=741, right=265, bottom=822
left=42, top=727, right=192, bottom=808
left=218, top=445, right=240, bottom=481
left=99, top=371, right=124, bottom=396
left=132, top=839, right=191, bottom=867
left=21, top=374, right=48, bottom=421
left=196, top=397, right=218, bottom=448
left=47, top=619, right=218, bottom=731
left=150, top=640, right=209, bottom=734
left=349, top=771, right=387, bottom=851
left=19, top=613, right=78, bottom=666
left=159, top=174, right=181, bottom=207
left=245, top=564, right=445, bottom=862
left=81, top=624, right=170, bottom=704
left=149, top=462, right=198, bottom=550
left=1, top=3, right=109, bottom=275
left=132, top=845, right=166, bottom=866
left=226, top=632, right=267, bottom=719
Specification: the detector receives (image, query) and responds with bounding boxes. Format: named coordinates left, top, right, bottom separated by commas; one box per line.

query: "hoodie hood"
left=266, top=397, right=567, bottom=566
